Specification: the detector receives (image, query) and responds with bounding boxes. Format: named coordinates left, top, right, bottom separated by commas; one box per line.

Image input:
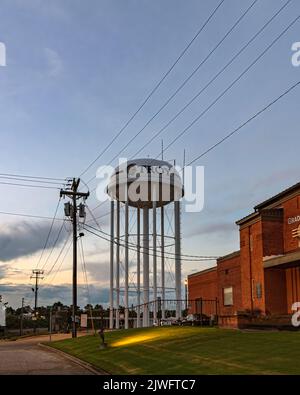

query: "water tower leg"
left=161, top=206, right=165, bottom=320
left=125, top=201, right=129, bottom=329
left=115, top=201, right=120, bottom=329
left=137, top=207, right=141, bottom=328
left=109, top=200, right=114, bottom=329
left=153, top=200, right=157, bottom=323
left=174, top=200, right=182, bottom=319
left=143, top=207, right=149, bottom=327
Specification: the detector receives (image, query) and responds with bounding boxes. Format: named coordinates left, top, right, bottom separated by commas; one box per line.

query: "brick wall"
left=188, top=268, right=218, bottom=314
left=217, top=253, right=242, bottom=317
left=264, top=268, right=287, bottom=314
left=261, top=209, right=284, bottom=257
left=239, top=220, right=266, bottom=313
left=286, top=267, right=300, bottom=312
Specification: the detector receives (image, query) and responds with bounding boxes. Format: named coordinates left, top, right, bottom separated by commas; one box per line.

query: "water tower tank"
left=107, top=158, right=184, bottom=208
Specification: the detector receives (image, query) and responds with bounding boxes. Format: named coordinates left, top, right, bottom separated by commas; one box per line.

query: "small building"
left=188, top=182, right=300, bottom=328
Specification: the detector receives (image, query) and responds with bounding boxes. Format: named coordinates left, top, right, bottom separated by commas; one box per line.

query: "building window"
left=223, top=287, right=233, bottom=306
left=256, top=283, right=262, bottom=299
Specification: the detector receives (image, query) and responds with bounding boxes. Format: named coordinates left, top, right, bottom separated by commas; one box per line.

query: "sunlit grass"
left=47, top=326, right=300, bottom=375
left=112, top=333, right=161, bottom=347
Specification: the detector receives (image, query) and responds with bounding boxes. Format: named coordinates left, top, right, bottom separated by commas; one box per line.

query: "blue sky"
left=0, top=0, right=300, bottom=307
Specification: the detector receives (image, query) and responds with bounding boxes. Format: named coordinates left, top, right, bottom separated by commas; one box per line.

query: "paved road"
left=0, top=334, right=93, bottom=375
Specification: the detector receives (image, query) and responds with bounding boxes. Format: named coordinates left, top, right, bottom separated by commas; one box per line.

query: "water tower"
left=107, top=158, right=184, bottom=329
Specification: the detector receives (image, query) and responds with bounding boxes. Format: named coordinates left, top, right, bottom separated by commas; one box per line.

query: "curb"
left=38, top=343, right=110, bottom=375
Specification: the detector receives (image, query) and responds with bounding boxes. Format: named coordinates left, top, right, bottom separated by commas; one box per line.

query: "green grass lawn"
left=47, top=327, right=300, bottom=375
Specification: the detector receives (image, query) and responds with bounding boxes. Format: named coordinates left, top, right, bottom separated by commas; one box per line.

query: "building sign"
left=288, top=215, right=300, bottom=225
left=80, top=314, right=88, bottom=328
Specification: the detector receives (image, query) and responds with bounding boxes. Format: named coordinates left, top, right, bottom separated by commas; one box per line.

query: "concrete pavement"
left=0, top=333, right=94, bottom=375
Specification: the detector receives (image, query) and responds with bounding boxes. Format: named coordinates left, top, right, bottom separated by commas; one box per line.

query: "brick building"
left=188, top=182, right=300, bottom=328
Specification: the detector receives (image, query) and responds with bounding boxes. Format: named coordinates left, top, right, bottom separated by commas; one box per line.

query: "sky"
left=0, top=0, right=300, bottom=308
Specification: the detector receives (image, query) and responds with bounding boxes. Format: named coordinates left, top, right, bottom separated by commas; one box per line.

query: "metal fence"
left=110, top=298, right=219, bottom=329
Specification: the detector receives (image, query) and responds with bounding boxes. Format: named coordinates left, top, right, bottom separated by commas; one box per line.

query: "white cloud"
left=44, top=48, right=63, bottom=77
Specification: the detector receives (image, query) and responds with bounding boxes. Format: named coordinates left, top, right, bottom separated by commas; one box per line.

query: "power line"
left=45, top=232, right=72, bottom=279
left=83, top=225, right=217, bottom=262
left=0, top=172, right=68, bottom=181
left=87, top=7, right=298, bottom=221
left=41, top=220, right=67, bottom=271
left=132, top=0, right=292, bottom=158
left=79, top=0, right=226, bottom=179
left=159, top=12, right=300, bottom=156
left=44, top=238, right=72, bottom=286
left=87, top=0, right=258, bottom=189
left=0, top=176, right=67, bottom=185
left=187, top=79, right=300, bottom=166
left=79, top=237, right=96, bottom=333
left=0, top=181, right=60, bottom=190
left=85, top=204, right=103, bottom=231
left=84, top=222, right=218, bottom=259
left=36, top=198, right=62, bottom=269
left=89, top=87, right=300, bottom=224
left=0, top=210, right=65, bottom=221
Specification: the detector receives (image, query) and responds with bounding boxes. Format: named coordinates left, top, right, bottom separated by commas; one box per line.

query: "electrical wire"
left=0, top=176, right=67, bottom=185
left=132, top=0, right=292, bottom=158
left=79, top=0, right=226, bottom=180
left=83, top=225, right=217, bottom=262
left=0, top=181, right=60, bottom=190
left=79, top=237, right=96, bottom=333
left=84, top=222, right=218, bottom=259
left=186, top=79, right=300, bottom=166
left=0, top=210, right=65, bottom=221
left=0, top=172, right=68, bottom=181
left=158, top=12, right=300, bottom=157
left=41, top=220, right=67, bottom=271
left=36, top=197, right=62, bottom=269
left=44, top=237, right=72, bottom=286
left=86, top=0, right=258, bottom=189
left=44, top=231, right=72, bottom=278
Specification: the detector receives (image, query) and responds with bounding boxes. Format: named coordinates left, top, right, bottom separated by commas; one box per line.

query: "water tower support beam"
left=137, top=207, right=141, bottom=328
left=153, top=195, right=157, bottom=322
left=161, top=206, right=165, bottom=320
left=109, top=200, right=114, bottom=329
left=115, top=201, right=120, bottom=329
left=143, top=207, right=149, bottom=327
left=174, top=200, right=182, bottom=319
left=125, top=201, right=129, bottom=329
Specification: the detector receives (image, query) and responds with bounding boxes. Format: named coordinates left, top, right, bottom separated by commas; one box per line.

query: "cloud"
left=186, top=222, right=235, bottom=238
left=44, top=48, right=63, bottom=77
left=0, top=264, right=8, bottom=277
left=10, top=0, right=69, bottom=21
left=0, top=283, right=109, bottom=308
left=0, top=220, right=68, bottom=262
left=85, top=261, right=109, bottom=284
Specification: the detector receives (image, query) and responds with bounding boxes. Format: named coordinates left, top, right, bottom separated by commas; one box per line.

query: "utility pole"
left=49, top=306, right=53, bottom=342
left=31, top=270, right=44, bottom=316
left=31, top=269, right=44, bottom=334
left=60, top=178, right=89, bottom=338
left=20, top=297, right=24, bottom=336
